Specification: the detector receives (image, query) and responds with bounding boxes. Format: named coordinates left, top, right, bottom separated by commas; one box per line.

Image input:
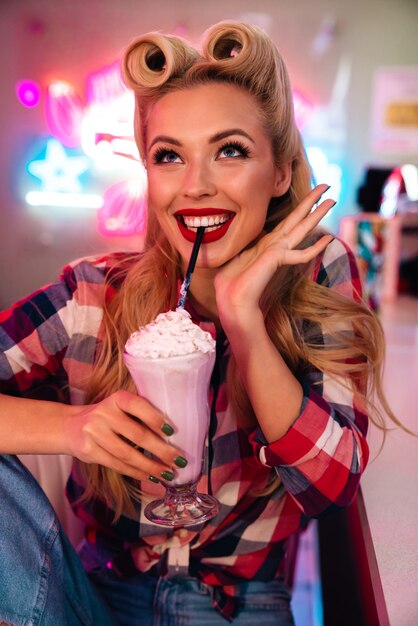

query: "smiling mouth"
left=174, top=210, right=235, bottom=243
left=177, top=213, right=233, bottom=233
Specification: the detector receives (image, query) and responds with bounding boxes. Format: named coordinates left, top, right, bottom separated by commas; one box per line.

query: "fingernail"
left=148, top=475, right=160, bottom=484
left=161, top=470, right=174, bottom=481
left=174, top=456, right=188, bottom=468
left=161, top=423, right=174, bottom=436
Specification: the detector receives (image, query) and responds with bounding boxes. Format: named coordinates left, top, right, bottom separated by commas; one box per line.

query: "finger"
left=279, top=234, right=334, bottom=266
left=116, top=416, right=184, bottom=468
left=112, top=390, right=173, bottom=438
left=84, top=440, right=166, bottom=483
left=111, top=391, right=186, bottom=465
left=94, top=431, right=176, bottom=481
left=277, top=184, right=331, bottom=236
left=285, top=198, right=335, bottom=249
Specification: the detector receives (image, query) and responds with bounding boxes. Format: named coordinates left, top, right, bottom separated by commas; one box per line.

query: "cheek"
left=147, top=182, right=171, bottom=216
left=228, top=166, right=276, bottom=202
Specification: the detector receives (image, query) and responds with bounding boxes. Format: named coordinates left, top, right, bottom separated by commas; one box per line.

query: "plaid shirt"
left=0, top=238, right=368, bottom=621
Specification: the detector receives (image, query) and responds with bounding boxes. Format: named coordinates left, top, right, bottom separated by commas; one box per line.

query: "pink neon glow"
left=98, top=179, right=147, bottom=236
left=45, top=81, right=85, bottom=148
left=86, top=61, right=125, bottom=105
left=16, top=80, right=41, bottom=108
left=292, top=90, right=313, bottom=130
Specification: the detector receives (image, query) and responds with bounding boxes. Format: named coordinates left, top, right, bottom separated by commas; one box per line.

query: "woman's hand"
left=64, top=390, right=185, bottom=483
left=215, top=184, right=335, bottom=329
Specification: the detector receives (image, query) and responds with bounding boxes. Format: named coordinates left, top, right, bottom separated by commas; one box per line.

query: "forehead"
left=146, top=82, right=265, bottom=144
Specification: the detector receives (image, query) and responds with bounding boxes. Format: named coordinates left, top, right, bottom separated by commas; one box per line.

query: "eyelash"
left=152, top=146, right=179, bottom=164
left=151, top=140, right=251, bottom=164
left=218, top=141, right=251, bottom=159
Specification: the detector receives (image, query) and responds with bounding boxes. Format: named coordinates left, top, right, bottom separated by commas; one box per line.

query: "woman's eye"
left=153, top=148, right=181, bottom=164
left=218, top=142, right=250, bottom=159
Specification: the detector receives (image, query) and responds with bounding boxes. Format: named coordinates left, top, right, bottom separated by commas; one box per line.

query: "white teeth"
left=182, top=214, right=231, bottom=229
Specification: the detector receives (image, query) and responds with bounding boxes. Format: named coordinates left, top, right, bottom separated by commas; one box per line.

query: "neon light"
left=80, top=93, right=137, bottom=166
left=401, top=164, right=418, bottom=200
left=86, top=61, right=125, bottom=105
left=98, top=178, right=147, bottom=236
left=20, top=63, right=134, bottom=229
left=16, top=80, right=41, bottom=108
left=380, top=169, right=404, bottom=218
left=293, top=90, right=313, bottom=130
left=27, top=138, right=90, bottom=193
left=306, top=145, right=342, bottom=221
left=26, top=191, right=103, bottom=209
left=48, top=81, right=74, bottom=97
left=45, top=81, right=84, bottom=148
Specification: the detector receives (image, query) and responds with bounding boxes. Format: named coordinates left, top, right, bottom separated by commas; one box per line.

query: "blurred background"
left=1, top=0, right=417, bottom=307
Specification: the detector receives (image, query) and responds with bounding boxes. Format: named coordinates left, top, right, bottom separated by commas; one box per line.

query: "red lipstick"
left=174, top=209, right=235, bottom=243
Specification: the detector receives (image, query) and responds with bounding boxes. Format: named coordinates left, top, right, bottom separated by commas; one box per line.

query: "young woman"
left=0, top=21, right=398, bottom=626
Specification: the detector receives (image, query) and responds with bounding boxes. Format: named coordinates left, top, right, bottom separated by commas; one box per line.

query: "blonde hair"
left=78, top=22, right=401, bottom=519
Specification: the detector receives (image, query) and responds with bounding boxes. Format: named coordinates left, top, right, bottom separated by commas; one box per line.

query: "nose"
left=182, top=160, right=216, bottom=199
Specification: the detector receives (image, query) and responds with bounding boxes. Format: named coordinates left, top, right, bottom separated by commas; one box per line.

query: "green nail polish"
left=161, top=423, right=174, bottom=436
left=174, top=456, right=188, bottom=468
left=161, top=470, right=174, bottom=481
left=148, top=475, right=160, bottom=484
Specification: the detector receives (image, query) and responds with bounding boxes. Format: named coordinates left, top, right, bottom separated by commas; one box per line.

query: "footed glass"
left=124, top=350, right=219, bottom=527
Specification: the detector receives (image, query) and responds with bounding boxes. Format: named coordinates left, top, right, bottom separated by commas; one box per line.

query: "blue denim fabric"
left=0, top=455, right=295, bottom=626
left=0, top=455, right=117, bottom=626
left=88, top=567, right=295, bottom=626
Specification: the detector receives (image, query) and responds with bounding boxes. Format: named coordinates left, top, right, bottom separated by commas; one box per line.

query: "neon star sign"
left=26, top=138, right=103, bottom=208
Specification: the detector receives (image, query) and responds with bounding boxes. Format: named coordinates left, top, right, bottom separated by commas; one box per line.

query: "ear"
left=272, top=162, right=292, bottom=196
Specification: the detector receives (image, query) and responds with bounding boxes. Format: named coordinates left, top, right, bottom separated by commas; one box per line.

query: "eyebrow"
left=148, top=135, right=182, bottom=150
left=209, top=129, right=255, bottom=144
left=148, top=128, right=255, bottom=151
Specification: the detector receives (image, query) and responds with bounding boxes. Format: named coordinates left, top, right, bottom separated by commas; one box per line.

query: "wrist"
left=220, top=304, right=264, bottom=333
left=32, top=400, right=77, bottom=456
left=220, top=308, right=266, bottom=350
left=60, top=403, right=80, bottom=456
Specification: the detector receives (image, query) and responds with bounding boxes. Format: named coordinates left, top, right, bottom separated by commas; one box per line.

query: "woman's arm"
left=0, top=257, right=186, bottom=482
left=0, top=391, right=186, bottom=483
left=215, top=187, right=369, bottom=515
left=0, top=394, right=73, bottom=454
left=220, top=309, right=304, bottom=442
left=215, top=184, right=334, bottom=440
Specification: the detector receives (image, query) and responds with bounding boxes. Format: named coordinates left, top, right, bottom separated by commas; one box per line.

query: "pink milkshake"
left=124, top=308, right=219, bottom=526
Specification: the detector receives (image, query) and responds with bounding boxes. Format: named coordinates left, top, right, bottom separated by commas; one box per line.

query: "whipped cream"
left=125, top=309, right=215, bottom=359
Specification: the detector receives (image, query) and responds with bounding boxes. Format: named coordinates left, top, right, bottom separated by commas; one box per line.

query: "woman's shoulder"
left=309, top=236, right=363, bottom=302
left=61, top=251, right=142, bottom=289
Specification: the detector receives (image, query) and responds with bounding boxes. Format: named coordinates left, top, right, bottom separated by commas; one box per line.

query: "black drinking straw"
left=176, top=226, right=205, bottom=309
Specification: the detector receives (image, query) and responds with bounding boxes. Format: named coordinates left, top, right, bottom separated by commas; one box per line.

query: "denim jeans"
left=0, top=455, right=295, bottom=626
left=88, top=567, right=295, bottom=626
left=0, top=455, right=117, bottom=626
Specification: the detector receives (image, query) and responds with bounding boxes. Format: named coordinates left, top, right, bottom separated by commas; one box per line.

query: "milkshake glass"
left=124, top=309, right=219, bottom=527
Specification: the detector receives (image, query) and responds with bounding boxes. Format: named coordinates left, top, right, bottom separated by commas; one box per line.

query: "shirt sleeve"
left=0, top=257, right=105, bottom=402
left=250, top=237, right=370, bottom=517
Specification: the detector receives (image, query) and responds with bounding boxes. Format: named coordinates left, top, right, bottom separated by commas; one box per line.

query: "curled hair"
left=122, top=32, right=199, bottom=90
